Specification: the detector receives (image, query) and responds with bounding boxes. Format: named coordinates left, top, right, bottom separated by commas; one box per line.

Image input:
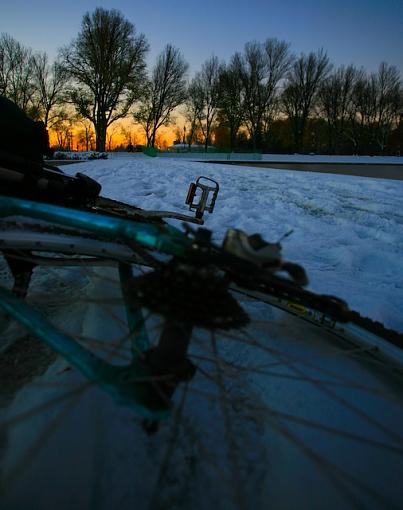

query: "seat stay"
left=0, top=195, right=192, bottom=257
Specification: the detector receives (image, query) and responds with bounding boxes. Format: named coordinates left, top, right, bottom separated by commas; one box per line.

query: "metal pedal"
left=185, top=176, right=219, bottom=219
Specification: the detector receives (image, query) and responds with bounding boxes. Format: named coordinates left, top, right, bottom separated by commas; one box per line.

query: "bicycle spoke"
left=210, top=330, right=248, bottom=510
left=148, top=383, right=189, bottom=510
left=190, top=340, right=403, bottom=506
left=237, top=326, right=403, bottom=445
left=170, top=413, right=239, bottom=501
left=193, top=368, right=400, bottom=509
left=264, top=409, right=399, bottom=510
left=1, top=381, right=92, bottom=494
left=0, top=380, right=91, bottom=432
left=247, top=405, right=403, bottom=456
left=2, top=208, right=403, bottom=510
left=216, top=324, right=403, bottom=412
left=190, top=327, right=403, bottom=446
left=190, top=350, right=403, bottom=404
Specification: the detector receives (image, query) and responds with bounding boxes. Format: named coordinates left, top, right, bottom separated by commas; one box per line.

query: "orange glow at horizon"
left=48, top=118, right=179, bottom=151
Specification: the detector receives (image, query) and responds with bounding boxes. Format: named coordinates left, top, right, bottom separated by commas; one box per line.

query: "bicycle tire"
left=1, top=222, right=403, bottom=510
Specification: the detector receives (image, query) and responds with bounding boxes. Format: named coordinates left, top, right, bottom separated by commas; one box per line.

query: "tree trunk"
left=230, top=126, right=235, bottom=151
left=326, top=121, right=334, bottom=154
left=150, top=128, right=157, bottom=148
left=95, top=121, right=107, bottom=152
left=204, top=123, right=210, bottom=152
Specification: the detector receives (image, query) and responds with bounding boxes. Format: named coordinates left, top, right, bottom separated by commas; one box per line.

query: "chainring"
left=130, top=261, right=250, bottom=330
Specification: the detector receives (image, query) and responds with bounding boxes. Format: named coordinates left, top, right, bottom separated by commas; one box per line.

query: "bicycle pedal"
left=185, top=176, right=219, bottom=220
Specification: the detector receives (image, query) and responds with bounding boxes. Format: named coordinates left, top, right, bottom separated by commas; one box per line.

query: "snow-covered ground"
left=66, top=153, right=403, bottom=332
left=1, top=154, right=403, bottom=510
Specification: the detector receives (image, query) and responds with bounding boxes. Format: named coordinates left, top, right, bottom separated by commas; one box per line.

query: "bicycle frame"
left=0, top=196, right=192, bottom=256
left=2, top=195, right=402, bottom=423
left=0, top=195, right=195, bottom=420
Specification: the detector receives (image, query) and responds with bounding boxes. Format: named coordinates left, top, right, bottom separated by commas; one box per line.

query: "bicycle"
left=1, top=170, right=403, bottom=510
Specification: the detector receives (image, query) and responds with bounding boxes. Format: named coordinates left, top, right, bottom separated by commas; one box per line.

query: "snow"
left=1, top=154, right=403, bottom=509
left=65, top=153, right=403, bottom=332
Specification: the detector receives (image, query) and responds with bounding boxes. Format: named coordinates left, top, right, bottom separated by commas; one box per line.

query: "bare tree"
left=120, top=123, right=137, bottom=150
left=374, top=62, right=402, bottom=152
left=61, top=8, right=148, bottom=151
left=236, top=39, right=291, bottom=150
left=217, top=55, right=244, bottom=149
left=0, top=33, right=36, bottom=114
left=32, top=52, right=68, bottom=128
left=134, top=44, right=188, bottom=148
left=318, top=65, right=362, bottom=153
left=0, top=34, right=12, bottom=96
left=192, top=56, right=221, bottom=150
left=345, top=63, right=402, bottom=154
left=262, top=38, right=292, bottom=137
left=238, top=43, right=266, bottom=149
left=282, top=49, right=331, bottom=151
left=347, top=73, right=375, bottom=152
left=52, top=110, right=74, bottom=150
left=106, top=125, right=119, bottom=151
left=76, top=117, right=95, bottom=151
left=184, top=79, right=204, bottom=148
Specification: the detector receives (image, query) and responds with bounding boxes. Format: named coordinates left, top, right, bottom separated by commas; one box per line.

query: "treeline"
left=1, top=7, right=402, bottom=154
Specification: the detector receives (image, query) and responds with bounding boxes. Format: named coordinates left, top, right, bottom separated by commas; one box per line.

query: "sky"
left=1, top=0, right=403, bottom=76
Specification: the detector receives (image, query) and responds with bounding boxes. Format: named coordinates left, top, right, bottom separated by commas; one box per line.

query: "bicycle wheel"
left=1, top=231, right=403, bottom=510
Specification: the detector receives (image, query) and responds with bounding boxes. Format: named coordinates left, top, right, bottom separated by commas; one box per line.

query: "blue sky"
left=1, top=0, right=402, bottom=76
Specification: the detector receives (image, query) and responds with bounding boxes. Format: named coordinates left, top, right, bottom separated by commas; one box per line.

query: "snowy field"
left=1, top=153, right=403, bottom=510
left=66, top=153, right=403, bottom=332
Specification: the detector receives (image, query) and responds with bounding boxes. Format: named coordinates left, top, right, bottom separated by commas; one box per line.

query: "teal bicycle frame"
left=0, top=196, right=193, bottom=420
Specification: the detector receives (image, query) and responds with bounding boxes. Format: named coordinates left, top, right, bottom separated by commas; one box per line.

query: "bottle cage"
left=185, top=177, right=219, bottom=219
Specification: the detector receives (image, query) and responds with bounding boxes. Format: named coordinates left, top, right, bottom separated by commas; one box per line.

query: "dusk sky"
left=1, top=0, right=402, bottom=76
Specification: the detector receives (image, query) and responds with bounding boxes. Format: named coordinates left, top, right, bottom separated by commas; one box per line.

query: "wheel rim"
left=1, top=257, right=403, bottom=510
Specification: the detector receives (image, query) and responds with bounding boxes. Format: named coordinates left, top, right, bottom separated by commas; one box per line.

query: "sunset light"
left=1, top=0, right=402, bottom=154
left=1, top=2, right=403, bottom=510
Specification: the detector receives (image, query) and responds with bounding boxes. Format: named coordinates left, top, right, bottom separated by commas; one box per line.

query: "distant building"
left=167, top=143, right=214, bottom=152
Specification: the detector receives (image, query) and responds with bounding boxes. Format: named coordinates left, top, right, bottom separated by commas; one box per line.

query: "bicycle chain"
left=2, top=219, right=402, bottom=349
left=256, top=275, right=403, bottom=349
